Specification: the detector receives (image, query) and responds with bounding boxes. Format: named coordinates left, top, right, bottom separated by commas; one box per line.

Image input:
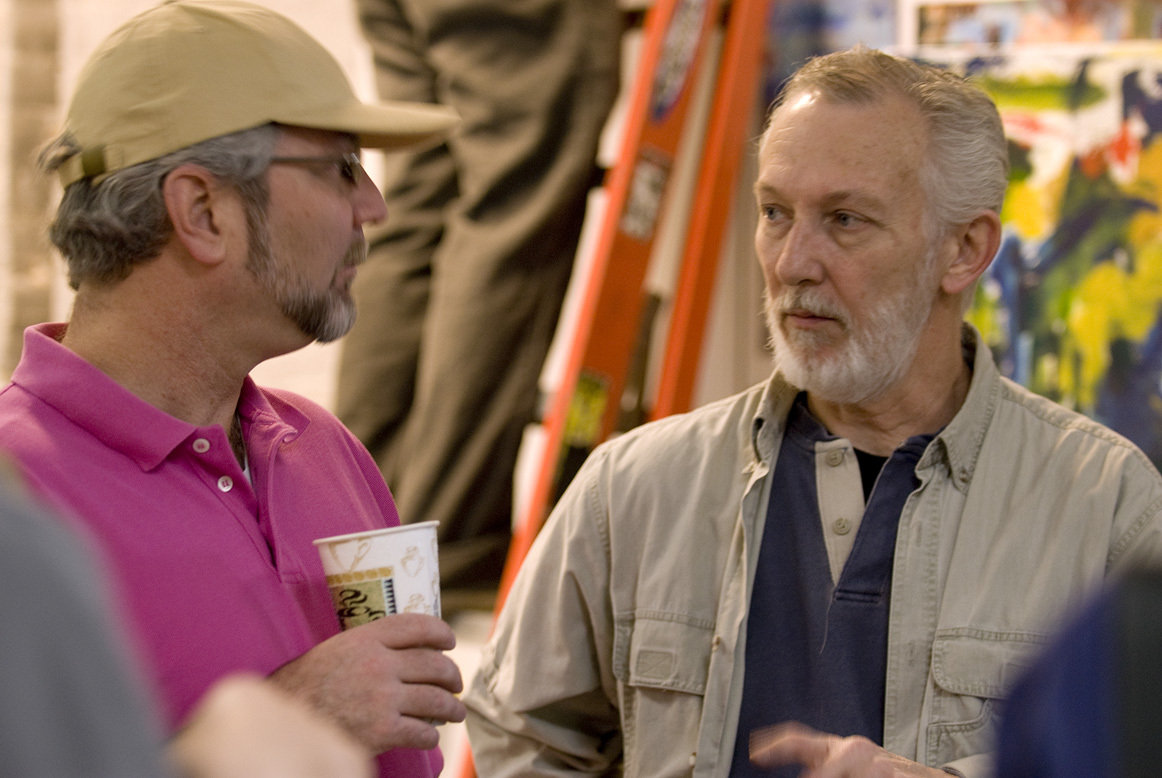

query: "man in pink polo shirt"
left=0, top=2, right=465, bottom=775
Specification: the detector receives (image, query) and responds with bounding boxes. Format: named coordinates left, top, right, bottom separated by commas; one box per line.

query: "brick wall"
left=3, top=0, right=58, bottom=376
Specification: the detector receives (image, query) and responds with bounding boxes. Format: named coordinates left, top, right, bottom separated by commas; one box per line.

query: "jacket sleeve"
left=464, top=449, right=623, bottom=775
left=1106, top=447, right=1162, bottom=574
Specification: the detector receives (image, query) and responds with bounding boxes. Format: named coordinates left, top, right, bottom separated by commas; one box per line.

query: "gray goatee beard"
left=247, top=224, right=366, bottom=344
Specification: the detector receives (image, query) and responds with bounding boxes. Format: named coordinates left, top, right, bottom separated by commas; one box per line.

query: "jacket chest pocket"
left=926, top=630, right=1045, bottom=766
left=613, top=615, right=715, bottom=776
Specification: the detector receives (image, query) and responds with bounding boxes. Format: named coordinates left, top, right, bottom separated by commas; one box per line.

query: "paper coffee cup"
left=314, top=521, right=441, bottom=630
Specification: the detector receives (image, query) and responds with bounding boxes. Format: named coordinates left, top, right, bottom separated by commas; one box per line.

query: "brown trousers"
left=336, top=0, right=622, bottom=608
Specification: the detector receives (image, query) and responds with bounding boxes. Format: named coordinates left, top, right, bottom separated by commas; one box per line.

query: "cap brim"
left=282, top=100, right=460, bottom=150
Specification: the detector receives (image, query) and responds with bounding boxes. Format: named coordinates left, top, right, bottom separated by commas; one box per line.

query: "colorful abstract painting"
left=944, top=44, right=1162, bottom=465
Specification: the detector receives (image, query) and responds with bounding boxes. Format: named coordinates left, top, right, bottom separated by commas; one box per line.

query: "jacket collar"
left=748, top=322, right=998, bottom=493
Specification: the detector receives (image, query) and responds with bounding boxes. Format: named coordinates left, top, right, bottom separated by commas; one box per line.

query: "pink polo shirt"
left=0, top=324, right=441, bottom=777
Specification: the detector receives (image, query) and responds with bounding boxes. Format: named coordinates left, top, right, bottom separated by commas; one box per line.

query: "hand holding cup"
left=268, top=613, right=464, bottom=753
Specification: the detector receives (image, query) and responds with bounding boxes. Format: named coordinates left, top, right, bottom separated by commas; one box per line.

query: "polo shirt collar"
left=11, top=323, right=289, bottom=472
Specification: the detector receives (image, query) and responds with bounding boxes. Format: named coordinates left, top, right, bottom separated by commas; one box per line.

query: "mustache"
left=773, top=288, right=848, bottom=326
left=344, top=238, right=367, bottom=269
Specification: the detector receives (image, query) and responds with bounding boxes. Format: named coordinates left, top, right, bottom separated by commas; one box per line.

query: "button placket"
left=191, top=436, right=233, bottom=491
left=816, top=440, right=863, bottom=585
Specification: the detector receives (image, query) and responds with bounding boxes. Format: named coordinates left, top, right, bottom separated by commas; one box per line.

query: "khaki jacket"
left=465, top=326, right=1162, bottom=777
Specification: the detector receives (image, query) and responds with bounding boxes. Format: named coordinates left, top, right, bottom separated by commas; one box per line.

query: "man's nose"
left=353, top=167, right=388, bottom=226
left=769, top=220, right=825, bottom=287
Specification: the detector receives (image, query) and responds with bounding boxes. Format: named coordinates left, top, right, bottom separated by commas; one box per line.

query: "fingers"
left=344, top=678, right=465, bottom=753
left=394, top=679, right=467, bottom=725
left=750, top=721, right=833, bottom=769
left=391, top=646, right=464, bottom=694
left=267, top=613, right=467, bottom=753
left=750, top=722, right=942, bottom=777
left=355, top=612, right=458, bottom=652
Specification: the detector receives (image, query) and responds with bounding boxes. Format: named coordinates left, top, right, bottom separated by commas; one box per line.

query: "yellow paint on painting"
left=1128, top=135, right=1162, bottom=202
left=1063, top=239, right=1162, bottom=409
left=1002, top=160, right=1071, bottom=243
left=1003, top=179, right=1049, bottom=240
left=1065, top=264, right=1122, bottom=409
left=1127, top=207, right=1162, bottom=249
left=967, top=294, right=1000, bottom=346
left=1126, top=138, right=1162, bottom=246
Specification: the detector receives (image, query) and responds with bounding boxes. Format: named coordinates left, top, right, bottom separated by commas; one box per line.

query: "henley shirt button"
left=825, top=449, right=844, bottom=467
left=688, top=753, right=697, bottom=767
left=712, top=635, right=722, bottom=650
left=192, top=438, right=210, bottom=454
left=217, top=475, right=234, bottom=492
left=833, top=517, right=851, bottom=535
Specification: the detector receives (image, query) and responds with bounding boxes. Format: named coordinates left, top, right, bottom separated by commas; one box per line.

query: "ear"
left=940, top=211, right=1001, bottom=296
left=162, top=164, right=241, bottom=268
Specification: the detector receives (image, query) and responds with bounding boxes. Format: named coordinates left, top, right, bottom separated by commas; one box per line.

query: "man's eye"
left=833, top=211, right=862, bottom=228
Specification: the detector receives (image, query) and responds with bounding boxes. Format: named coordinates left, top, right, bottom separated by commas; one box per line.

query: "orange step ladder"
left=503, top=0, right=771, bottom=602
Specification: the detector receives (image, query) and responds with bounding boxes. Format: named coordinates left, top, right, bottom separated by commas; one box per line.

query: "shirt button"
left=688, top=752, right=697, bottom=767
left=825, top=449, right=844, bottom=467
left=832, top=517, right=851, bottom=535
left=192, top=438, right=210, bottom=453
left=217, top=475, right=234, bottom=492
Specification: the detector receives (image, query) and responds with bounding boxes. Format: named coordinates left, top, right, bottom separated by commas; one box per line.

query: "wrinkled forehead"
left=762, top=92, right=928, bottom=175
left=756, top=91, right=932, bottom=210
left=762, top=88, right=927, bottom=155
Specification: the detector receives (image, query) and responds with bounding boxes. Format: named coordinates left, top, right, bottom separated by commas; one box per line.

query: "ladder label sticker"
left=651, top=0, right=711, bottom=121
left=620, top=150, right=671, bottom=242
left=563, top=371, right=611, bottom=447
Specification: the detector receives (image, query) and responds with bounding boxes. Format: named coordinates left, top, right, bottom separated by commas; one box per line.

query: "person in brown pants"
left=336, top=0, right=623, bottom=614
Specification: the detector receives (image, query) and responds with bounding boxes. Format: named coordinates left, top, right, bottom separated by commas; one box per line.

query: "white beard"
left=765, top=261, right=939, bottom=404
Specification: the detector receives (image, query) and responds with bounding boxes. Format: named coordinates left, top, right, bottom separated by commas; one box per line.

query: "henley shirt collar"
left=11, top=323, right=303, bottom=473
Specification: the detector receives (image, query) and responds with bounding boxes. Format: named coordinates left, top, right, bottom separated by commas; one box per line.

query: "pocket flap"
left=931, top=630, right=1046, bottom=698
left=615, top=615, right=715, bottom=695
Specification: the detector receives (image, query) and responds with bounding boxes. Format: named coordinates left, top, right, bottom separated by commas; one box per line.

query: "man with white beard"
left=464, top=46, right=1162, bottom=777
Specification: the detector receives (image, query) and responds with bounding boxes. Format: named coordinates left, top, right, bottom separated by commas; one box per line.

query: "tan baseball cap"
left=56, top=0, right=459, bottom=186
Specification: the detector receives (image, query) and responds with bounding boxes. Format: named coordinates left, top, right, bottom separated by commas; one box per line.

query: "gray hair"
left=769, top=46, right=1008, bottom=238
left=39, top=123, right=280, bottom=290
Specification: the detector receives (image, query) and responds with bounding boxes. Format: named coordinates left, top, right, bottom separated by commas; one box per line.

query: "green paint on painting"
left=982, top=74, right=1106, bottom=111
